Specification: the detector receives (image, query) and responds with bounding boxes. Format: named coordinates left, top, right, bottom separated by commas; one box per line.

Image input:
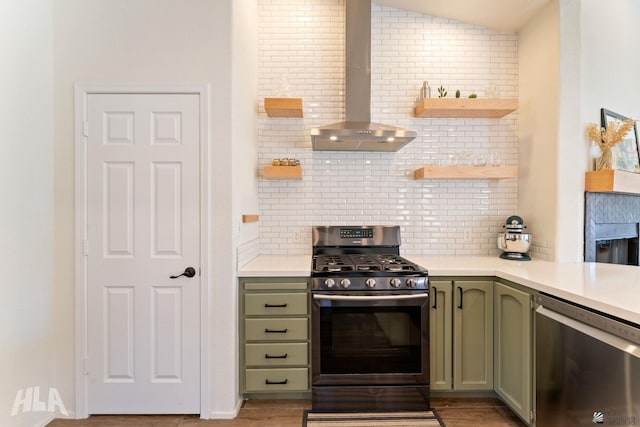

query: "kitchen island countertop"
left=238, top=254, right=640, bottom=324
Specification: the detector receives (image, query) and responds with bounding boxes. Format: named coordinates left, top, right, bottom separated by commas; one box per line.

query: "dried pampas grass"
left=586, top=119, right=635, bottom=170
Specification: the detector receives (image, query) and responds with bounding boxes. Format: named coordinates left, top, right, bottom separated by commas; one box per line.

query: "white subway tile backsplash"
left=257, top=0, right=522, bottom=256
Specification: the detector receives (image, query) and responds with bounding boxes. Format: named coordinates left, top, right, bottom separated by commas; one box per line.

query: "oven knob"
left=365, top=278, right=376, bottom=288
left=324, top=278, right=336, bottom=288
left=406, top=278, right=417, bottom=288
left=340, top=279, right=351, bottom=288
left=390, top=278, right=402, bottom=288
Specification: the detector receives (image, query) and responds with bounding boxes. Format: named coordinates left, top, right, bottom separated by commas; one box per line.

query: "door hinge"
left=83, top=120, right=89, bottom=137
left=83, top=240, right=89, bottom=256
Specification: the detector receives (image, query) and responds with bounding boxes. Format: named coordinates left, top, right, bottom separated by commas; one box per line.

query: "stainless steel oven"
left=310, top=226, right=430, bottom=412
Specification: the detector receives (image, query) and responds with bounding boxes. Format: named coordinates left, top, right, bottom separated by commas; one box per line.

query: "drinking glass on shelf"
left=485, top=84, right=499, bottom=98
left=489, top=153, right=502, bottom=166
left=472, top=154, right=486, bottom=167
left=460, top=151, right=472, bottom=167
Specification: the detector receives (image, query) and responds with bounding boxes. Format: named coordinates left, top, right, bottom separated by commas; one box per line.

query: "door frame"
left=74, top=83, right=211, bottom=418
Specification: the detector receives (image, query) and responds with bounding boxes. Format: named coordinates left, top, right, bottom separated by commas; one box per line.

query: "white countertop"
left=238, top=255, right=640, bottom=324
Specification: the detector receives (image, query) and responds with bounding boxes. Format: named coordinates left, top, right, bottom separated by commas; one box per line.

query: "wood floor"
left=47, top=398, right=527, bottom=427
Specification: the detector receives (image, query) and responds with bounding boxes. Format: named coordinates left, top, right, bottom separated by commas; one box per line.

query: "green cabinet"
left=494, top=281, right=534, bottom=425
left=430, top=279, right=494, bottom=391
left=429, top=281, right=453, bottom=390
left=239, top=277, right=310, bottom=397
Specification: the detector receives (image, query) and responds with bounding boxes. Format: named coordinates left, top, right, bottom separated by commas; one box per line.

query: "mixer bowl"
left=497, top=232, right=531, bottom=253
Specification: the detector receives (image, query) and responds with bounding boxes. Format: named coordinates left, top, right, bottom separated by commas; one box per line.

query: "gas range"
left=311, top=226, right=428, bottom=291
left=310, top=225, right=431, bottom=412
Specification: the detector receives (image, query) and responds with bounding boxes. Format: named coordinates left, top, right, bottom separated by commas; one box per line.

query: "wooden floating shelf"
left=264, top=97, right=303, bottom=118
left=414, top=165, right=518, bottom=180
left=585, top=170, right=640, bottom=194
left=242, top=214, right=259, bottom=223
left=263, top=165, right=302, bottom=180
left=414, top=98, right=518, bottom=118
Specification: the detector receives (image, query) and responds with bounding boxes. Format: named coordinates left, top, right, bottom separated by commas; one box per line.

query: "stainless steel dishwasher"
left=536, top=293, right=640, bottom=426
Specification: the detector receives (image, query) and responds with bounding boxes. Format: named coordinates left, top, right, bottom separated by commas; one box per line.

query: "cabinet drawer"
left=245, top=343, right=308, bottom=366
left=245, top=293, right=308, bottom=316
left=245, top=318, right=308, bottom=341
left=244, top=281, right=308, bottom=291
left=245, top=368, right=309, bottom=392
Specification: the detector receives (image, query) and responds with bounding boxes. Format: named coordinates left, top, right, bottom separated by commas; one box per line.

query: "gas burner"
left=356, top=265, right=382, bottom=272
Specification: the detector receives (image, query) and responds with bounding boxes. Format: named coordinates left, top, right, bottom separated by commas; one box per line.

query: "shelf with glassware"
left=414, top=165, right=517, bottom=180
left=414, top=98, right=518, bottom=119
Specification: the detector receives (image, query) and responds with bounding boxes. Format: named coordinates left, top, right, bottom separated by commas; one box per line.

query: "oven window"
left=319, top=306, right=423, bottom=374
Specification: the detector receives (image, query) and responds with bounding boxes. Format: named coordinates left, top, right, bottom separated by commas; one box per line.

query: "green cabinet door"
left=453, top=280, right=494, bottom=391
left=494, top=282, right=533, bottom=425
left=429, top=280, right=453, bottom=391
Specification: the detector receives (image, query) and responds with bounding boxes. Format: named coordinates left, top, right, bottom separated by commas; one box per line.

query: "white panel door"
left=86, top=93, right=200, bottom=414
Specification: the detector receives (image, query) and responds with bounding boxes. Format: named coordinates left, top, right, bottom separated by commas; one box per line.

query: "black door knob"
left=170, top=267, right=196, bottom=279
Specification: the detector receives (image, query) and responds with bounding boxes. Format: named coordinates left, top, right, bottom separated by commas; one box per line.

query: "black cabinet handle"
left=264, top=328, right=288, bottom=334
left=265, top=353, right=288, bottom=359
left=264, top=303, right=288, bottom=308
left=431, top=286, right=437, bottom=309
left=265, top=379, right=288, bottom=385
left=458, top=286, right=463, bottom=309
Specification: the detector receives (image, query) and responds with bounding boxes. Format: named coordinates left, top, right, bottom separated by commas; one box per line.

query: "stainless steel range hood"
left=310, top=0, right=417, bottom=152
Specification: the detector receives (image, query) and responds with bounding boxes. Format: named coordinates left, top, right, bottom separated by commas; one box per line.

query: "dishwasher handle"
left=536, top=305, right=640, bottom=359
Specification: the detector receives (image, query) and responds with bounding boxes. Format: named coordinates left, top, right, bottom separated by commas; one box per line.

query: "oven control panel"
left=340, top=228, right=374, bottom=239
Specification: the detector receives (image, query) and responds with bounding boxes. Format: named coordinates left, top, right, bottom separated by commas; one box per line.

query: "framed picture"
left=601, top=108, right=640, bottom=173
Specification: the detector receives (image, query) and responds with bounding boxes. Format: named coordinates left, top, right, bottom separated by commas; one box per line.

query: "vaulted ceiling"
left=376, top=0, right=552, bottom=32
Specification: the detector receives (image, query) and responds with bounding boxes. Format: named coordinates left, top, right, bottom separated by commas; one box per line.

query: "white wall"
left=580, top=0, right=640, bottom=122
left=0, top=1, right=57, bottom=426
left=233, top=1, right=260, bottom=249
left=555, top=0, right=584, bottom=262
left=566, top=0, right=640, bottom=263
left=518, top=0, right=560, bottom=261
left=523, top=0, right=640, bottom=263
left=52, top=0, right=241, bottom=418
left=256, top=0, right=522, bottom=256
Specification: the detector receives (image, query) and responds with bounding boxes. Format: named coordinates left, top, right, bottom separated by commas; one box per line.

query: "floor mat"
left=302, top=409, right=445, bottom=427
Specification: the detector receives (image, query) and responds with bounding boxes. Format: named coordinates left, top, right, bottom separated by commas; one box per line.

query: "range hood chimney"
left=310, top=0, right=417, bottom=152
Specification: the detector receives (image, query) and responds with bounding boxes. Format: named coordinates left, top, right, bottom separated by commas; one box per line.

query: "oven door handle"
left=313, top=293, right=429, bottom=301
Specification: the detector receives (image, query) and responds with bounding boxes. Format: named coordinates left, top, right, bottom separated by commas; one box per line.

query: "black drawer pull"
left=458, top=286, right=463, bottom=309
left=264, top=303, right=288, bottom=308
left=265, top=353, right=288, bottom=359
left=265, top=379, right=288, bottom=385
left=264, top=328, right=288, bottom=334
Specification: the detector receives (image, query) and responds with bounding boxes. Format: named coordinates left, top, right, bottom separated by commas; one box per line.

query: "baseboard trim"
left=36, top=412, right=57, bottom=427
left=207, top=399, right=242, bottom=420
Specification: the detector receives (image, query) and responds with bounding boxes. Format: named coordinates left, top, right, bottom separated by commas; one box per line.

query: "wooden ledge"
left=264, top=98, right=303, bottom=118
left=414, top=165, right=517, bottom=180
left=585, top=170, right=640, bottom=194
left=263, top=165, right=302, bottom=180
left=414, top=98, right=518, bottom=118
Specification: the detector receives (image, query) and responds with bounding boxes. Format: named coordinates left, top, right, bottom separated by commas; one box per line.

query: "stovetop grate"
left=313, top=253, right=423, bottom=275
